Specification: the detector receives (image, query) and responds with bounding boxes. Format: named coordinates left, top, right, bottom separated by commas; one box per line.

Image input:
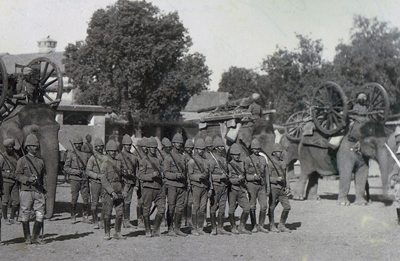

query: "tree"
left=334, top=16, right=400, bottom=111
left=64, top=0, right=211, bottom=119
left=218, top=66, right=260, bottom=100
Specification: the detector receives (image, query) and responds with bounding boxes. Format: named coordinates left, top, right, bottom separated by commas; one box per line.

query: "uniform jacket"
left=188, top=154, right=210, bottom=189
left=0, top=152, right=19, bottom=184
left=116, top=150, right=138, bottom=185
left=244, top=154, right=268, bottom=186
left=228, top=160, right=247, bottom=192
left=209, top=152, right=229, bottom=187
left=268, top=157, right=286, bottom=189
left=86, top=151, right=106, bottom=184
left=138, top=154, right=163, bottom=189
left=64, top=150, right=90, bottom=181
left=15, top=154, right=46, bottom=193
left=101, top=156, right=123, bottom=195
left=163, top=148, right=186, bottom=188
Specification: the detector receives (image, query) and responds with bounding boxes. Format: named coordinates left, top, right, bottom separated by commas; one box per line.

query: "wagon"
left=284, top=81, right=390, bottom=141
left=0, top=56, right=63, bottom=119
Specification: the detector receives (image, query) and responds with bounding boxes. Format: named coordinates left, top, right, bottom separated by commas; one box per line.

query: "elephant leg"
left=354, top=164, right=368, bottom=205
left=305, top=172, right=320, bottom=200
left=337, top=154, right=354, bottom=206
left=293, top=173, right=308, bottom=200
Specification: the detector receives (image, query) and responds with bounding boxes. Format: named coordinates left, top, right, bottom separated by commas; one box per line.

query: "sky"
left=0, top=0, right=400, bottom=91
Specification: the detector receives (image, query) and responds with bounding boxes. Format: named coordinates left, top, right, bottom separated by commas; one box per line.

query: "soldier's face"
left=95, top=145, right=104, bottom=154
left=149, top=147, right=157, bottom=155
left=197, top=148, right=205, bottom=156
left=75, top=143, right=83, bottom=151
left=27, top=145, right=39, bottom=156
left=252, top=148, right=261, bottom=155
left=123, top=144, right=131, bottom=152
left=143, top=147, right=149, bottom=154
left=163, top=146, right=172, bottom=153
left=272, top=151, right=283, bottom=161
left=107, top=150, right=117, bottom=159
left=185, top=148, right=193, bottom=155
left=232, top=154, right=240, bottom=161
left=5, top=145, right=14, bottom=154
left=216, top=146, right=225, bottom=154
left=173, top=142, right=183, bottom=150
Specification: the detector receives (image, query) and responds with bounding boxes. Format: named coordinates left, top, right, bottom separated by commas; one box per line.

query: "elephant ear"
left=360, top=121, right=386, bottom=138
left=360, top=136, right=378, bottom=160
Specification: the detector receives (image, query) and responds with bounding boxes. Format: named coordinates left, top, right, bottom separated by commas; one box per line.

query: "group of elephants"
left=0, top=105, right=396, bottom=220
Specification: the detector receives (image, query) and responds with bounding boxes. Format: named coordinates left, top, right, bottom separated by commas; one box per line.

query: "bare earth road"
left=1, top=177, right=400, bottom=261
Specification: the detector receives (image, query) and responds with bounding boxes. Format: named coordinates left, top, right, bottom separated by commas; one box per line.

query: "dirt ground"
left=1, top=176, right=400, bottom=261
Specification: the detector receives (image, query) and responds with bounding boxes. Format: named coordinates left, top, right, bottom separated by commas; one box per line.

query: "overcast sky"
left=0, top=0, right=399, bottom=90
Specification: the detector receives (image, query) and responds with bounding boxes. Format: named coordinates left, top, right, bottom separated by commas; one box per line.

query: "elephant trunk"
left=39, top=124, right=60, bottom=218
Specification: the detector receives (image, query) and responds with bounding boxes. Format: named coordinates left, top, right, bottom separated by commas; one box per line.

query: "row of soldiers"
left=63, top=132, right=292, bottom=240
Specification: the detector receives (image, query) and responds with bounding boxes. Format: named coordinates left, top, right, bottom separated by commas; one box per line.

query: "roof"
left=183, top=91, right=230, bottom=112
left=57, top=104, right=112, bottom=113
left=0, top=52, right=65, bottom=75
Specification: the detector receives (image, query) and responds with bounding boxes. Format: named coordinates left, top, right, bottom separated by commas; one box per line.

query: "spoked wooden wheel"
left=0, top=58, right=9, bottom=111
left=360, top=82, right=389, bottom=123
left=311, top=81, right=348, bottom=135
left=284, top=110, right=311, bottom=141
left=27, top=57, right=63, bottom=106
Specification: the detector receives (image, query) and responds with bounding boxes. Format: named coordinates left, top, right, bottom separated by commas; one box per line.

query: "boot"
left=278, top=210, right=291, bottom=233
left=2, top=205, right=7, bottom=221
left=123, top=204, right=133, bottom=228
left=250, top=209, right=257, bottom=233
left=229, top=214, right=239, bottom=234
left=218, top=215, right=231, bottom=235
left=9, top=205, right=19, bottom=225
left=137, top=206, right=144, bottom=228
left=197, top=213, right=205, bottom=235
left=31, top=221, right=44, bottom=244
left=143, top=215, right=152, bottom=238
left=269, top=212, right=279, bottom=232
left=22, top=222, right=31, bottom=244
left=99, top=208, right=104, bottom=229
left=185, top=204, right=192, bottom=228
left=103, top=218, right=111, bottom=240
left=82, top=204, right=92, bottom=224
left=257, top=211, right=269, bottom=233
left=113, top=217, right=126, bottom=240
left=174, top=213, right=187, bottom=237
left=167, top=212, right=176, bottom=236
left=152, top=214, right=163, bottom=237
left=191, top=214, right=199, bottom=236
left=238, top=212, right=251, bottom=234
left=92, top=209, right=99, bottom=229
left=210, top=213, right=217, bottom=235
left=397, top=208, right=400, bottom=225
left=70, top=204, right=77, bottom=224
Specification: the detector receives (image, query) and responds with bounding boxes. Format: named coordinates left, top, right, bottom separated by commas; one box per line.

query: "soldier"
left=204, top=136, right=213, bottom=160
left=188, top=139, right=211, bottom=236
left=85, top=138, right=106, bottom=229
left=64, top=136, right=90, bottom=224
left=161, top=137, right=172, bottom=159
left=138, top=137, right=165, bottom=237
left=163, top=133, right=187, bottom=237
left=135, top=138, right=146, bottom=228
left=209, top=137, right=231, bottom=235
left=117, top=134, right=139, bottom=228
left=268, top=143, right=291, bottom=233
left=227, top=143, right=251, bottom=234
left=101, top=140, right=126, bottom=240
left=244, top=138, right=269, bottom=233
left=1, top=138, right=20, bottom=225
left=183, top=139, right=194, bottom=227
left=15, top=134, right=46, bottom=244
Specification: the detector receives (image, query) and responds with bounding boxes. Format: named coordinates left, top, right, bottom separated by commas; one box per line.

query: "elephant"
left=287, top=120, right=396, bottom=205
left=0, top=104, right=59, bottom=218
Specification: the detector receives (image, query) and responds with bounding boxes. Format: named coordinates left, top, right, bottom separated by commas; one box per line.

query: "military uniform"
left=1, top=140, right=20, bottom=224
left=163, top=133, right=187, bottom=236
left=208, top=137, right=230, bottom=235
left=228, top=143, right=251, bottom=234
left=244, top=139, right=269, bottom=233
left=101, top=140, right=125, bottom=240
left=15, top=134, right=46, bottom=244
left=85, top=139, right=106, bottom=228
left=138, top=137, right=165, bottom=237
left=268, top=144, right=291, bottom=233
left=64, top=137, right=90, bottom=223
left=117, top=134, right=139, bottom=228
left=183, top=139, right=194, bottom=227
left=133, top=138, right=145, bottom=228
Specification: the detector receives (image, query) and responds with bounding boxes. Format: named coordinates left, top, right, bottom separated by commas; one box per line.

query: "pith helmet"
left=122, top=134, right=132, bottom=145
left=194, top=139, right=206, bottom=149
left=230, top=143, right=241, bottom=155
left=162, top=137, right=172, bottom=147
left=3, top=138, right=15, bottom=147
left=105, top=140, right=118, bottom=151
left=250, top=139, right=261, bottom=149
left=94, top=138, right=104, bottom=147
left=148, top=137, right=158, bottom=148
left=25, top=134, right=39, bottom=147
left=213, top=136, right=224, bottom=147
left=172, top=133, right=184, bottom=144
left=205, top=136, right=213, bottom=147
left=142, top=137, right=149, bottom=148
left=72, top=136, right=83, bottom=144
left=185, top=139, right=194, bottom=148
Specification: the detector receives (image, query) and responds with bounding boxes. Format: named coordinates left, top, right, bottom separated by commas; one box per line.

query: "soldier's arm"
left=188, top=160, right=202, bottom=182
left=264, top=162, right=270, bottom=194
left=100, top=163, right=114, bottom=195
left=41, top=160, right=47, bottom=192
left=138, top=161, right=154, bottom=181
left=15, top=158, right=29, bottom=184
left=244, top=158, right=257, bottom=181
left=163, top=157, right=180, bottom=180
left=210, top=161, right=221, bottom=182
left=85, top=157, right=99, bottom=179
left=63, top=152, right=81, bottom=176
left=0, top=156, right=12, bottom=179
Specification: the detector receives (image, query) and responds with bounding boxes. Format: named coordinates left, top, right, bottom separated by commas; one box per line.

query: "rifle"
left=87, top=146, right=101, bottom=176
left=156, top=148, right=164, bottom=161
left=69, top=141, right=86, bottom=178
left=131, top=144, right=143, bottom=160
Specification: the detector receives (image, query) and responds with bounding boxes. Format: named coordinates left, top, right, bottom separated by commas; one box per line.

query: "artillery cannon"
left=284, top=81, right=390, bottom=141
left=0, top=56, right=63, bottom=120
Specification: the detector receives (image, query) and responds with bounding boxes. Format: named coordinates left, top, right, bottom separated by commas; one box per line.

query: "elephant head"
left=0, top=104, right=59, bottom=218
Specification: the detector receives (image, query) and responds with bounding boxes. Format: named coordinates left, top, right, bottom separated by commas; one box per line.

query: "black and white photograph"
left=0, top=0, right=400, bottom=260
